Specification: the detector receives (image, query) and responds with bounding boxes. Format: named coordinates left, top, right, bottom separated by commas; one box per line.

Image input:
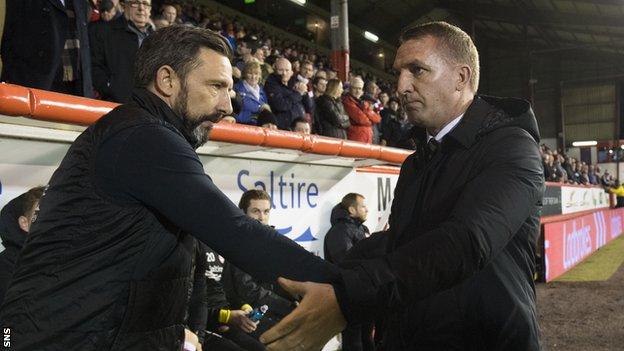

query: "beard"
left=173, top=83, right=224, bottom=147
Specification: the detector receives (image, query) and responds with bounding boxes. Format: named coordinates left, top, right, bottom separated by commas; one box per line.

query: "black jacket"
left=333, top=96, right=544, bottom=350
left=1, top=0, right=93, bottom=97
left=323, top=204, right=369, bottom=264
left=0, top=89, right=338, bottom=350
left=315, top=95, right=350, bottom=139
left=0, top=194, right=27, bottom=306
left=89, top=16, right=151, bottom=103
left=264, top=74, right=307, bottom=130
left=380, top=109, right=415, bottom=149
left=221, top=261, right=296, bottom=332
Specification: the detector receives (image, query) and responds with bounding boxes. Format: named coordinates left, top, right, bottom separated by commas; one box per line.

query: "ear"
left=456, top=65, right=472, bottom=92
left=18, top=216, right=30, bottom=233
left=153, top=65, right=180, bottom=98
left=348, top=206, right=357, bottom=217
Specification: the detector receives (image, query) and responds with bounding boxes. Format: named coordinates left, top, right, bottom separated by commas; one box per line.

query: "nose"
left=397, top=70, right=412, bottom=96
left=218, top=90, right=233, bottom=116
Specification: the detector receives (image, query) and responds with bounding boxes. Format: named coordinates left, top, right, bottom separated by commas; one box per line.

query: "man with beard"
left=262, top=21, right=543, bottom=350
left=0, top=26, right=345, bottom=351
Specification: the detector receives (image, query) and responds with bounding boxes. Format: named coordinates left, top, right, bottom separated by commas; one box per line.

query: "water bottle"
left=248, top=305, right=269, bottom=322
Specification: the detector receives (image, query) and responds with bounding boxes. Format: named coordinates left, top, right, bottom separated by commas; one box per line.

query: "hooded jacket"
left=333, top=96, right=544, bottom=350
left=0, top=89, right=339, bottom=350
left=323, top=204, right=370, bottom=264
left=0, top=194, right=27, bottom=305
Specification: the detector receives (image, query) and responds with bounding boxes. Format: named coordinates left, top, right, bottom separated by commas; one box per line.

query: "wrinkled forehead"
left=393, top=35, right=439, bottom=69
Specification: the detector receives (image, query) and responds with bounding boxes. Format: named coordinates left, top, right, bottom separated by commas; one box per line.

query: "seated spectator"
left=0, top=186, right=45, bottom=305
left=543, top=154, right=559, bottom=182
left=291, top=117, right=311, bottom=134
left=188, top=242, right=266, bottom=351
left=1, top=0, right=93, bottom=97
left=90, top=0, right=154, bottom=102
left=264, top=57, right=309, bottom=130
left=152, top=17, right=170, bottom=30
left=232, top=35, right=260, bottom=79
left=381, top=98, right=414, bottom=149
left=342, top=77, right=382, bottom=143
left=257, top=110, right=279, bottom=130
left=588, top=165, right=598, bottom=185
left=315, top=79, right=350, bottom=139
left=222, top=190, right=297, bottom=340
left=234, top=62, right=271, bottom=125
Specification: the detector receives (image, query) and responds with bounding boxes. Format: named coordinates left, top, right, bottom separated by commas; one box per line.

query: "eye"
left=409, top=65, right=425, bottom=76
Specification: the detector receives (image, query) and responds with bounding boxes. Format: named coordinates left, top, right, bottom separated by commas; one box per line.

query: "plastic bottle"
left=247, top=304, right=269, bottom=322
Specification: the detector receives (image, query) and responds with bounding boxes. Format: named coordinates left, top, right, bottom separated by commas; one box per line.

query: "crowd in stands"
left=540, top=144, right=618, bottom=188
left=1, top=0, right=414, bottom=150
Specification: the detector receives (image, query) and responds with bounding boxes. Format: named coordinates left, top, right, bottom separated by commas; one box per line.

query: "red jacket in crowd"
left=342, top=94, right=382, bottom=143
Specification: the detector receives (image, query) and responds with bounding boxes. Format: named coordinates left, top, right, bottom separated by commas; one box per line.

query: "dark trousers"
left=342, top=322, right=375, bottom=351
left=203, top=328, right=266, bottom=351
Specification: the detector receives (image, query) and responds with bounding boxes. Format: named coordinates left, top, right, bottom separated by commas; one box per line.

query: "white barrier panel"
left=560, top=185, right=609, bottom=214
left=0, top=135, right=399, bottom=258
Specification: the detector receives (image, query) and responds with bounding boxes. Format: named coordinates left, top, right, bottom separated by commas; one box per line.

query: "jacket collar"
left=130, top=88, right=200, bottom=148
left=409, top=96, right=492, bottom=151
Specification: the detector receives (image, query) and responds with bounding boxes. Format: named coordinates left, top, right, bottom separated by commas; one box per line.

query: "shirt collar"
left=427, top=113, right=464, bottom=143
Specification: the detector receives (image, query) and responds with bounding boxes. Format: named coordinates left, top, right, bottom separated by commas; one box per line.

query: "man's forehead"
left=393, top=36, right=437, bottom=68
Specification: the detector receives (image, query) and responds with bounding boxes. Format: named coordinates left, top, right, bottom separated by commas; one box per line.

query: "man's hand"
left=229, top=309, right=258, bottom=333
left=183, top=329, right=202, bottom=351
left=260, top=277, right=346, bottom=351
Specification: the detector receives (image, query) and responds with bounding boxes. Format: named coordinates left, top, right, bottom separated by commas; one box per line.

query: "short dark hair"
left=399, top=21, right=480, bottom=92
left=238, top=189, right=271, bottom=212
left=22, top=186, right=45, bottom=218
left=312, top=76, right=327, bottom=86
left=340, top=193, right=363, bottom=211
left=134, top=25, right=233, bottom=88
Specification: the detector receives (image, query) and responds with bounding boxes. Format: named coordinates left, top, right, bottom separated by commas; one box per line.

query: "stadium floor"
left=537, top=236, right=624, bottom=350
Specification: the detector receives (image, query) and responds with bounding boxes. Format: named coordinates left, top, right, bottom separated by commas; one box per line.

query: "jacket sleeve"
left=88, top=23, right=112, bottom=98
left=317, top=97, right=347, bottom=129
left=96, top=125, right=340, bottom=290
left=343, top=97, right=373, bottom=126
left=224, top=264, right=295, bottom=318
left=331, top=128, right=544, bottom=323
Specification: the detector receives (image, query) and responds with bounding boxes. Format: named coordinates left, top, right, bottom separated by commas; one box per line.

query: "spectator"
left=1, top=0, right=93, bottom=97
left=381, top=98, right=414, bottom=149
left=189, top=243, right=265, bottom=351
left=323, top=193, right=373, bottom=351
left=90, top=0, right=154, bottom=102
left=378, top=91, right=390, bottom=109
left=588, top=165, right=598, bottom=185
left=291, top=117, right=311, bottom=134
left=312, top=76, right=328, bottom=98
left=222, top=190, right=298, bottom=340
left=315, top=79, right=350, bottom=139
left=99, top=0, right=120, bottom=22
left=543, top=154, right=559, bottom=182
left=257, top=109, right=279, bottom=130
left=160, top=3, right=178, bottom=24
left=554, top=154, right=568, bottom=183
left=264, top=57, right=309, bottom=130
left=0, top=187, right=45, bottom=306
left=152, top=17, right=171, bottom=30
left=234, top=61, right=271, bottom=125
left=342, top=77, right=382, bottom=143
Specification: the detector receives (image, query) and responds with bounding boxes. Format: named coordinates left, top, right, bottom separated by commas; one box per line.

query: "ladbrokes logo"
left=563, top=221, right=592, bottom=270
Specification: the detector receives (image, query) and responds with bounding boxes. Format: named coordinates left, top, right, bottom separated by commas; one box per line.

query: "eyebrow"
left=393, top=58, right=428, bottom=71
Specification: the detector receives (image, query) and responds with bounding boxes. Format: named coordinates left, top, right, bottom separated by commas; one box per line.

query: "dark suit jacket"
left=89, top=15, right=148, bottom=103
left=1, top=0, right=93, bottom=97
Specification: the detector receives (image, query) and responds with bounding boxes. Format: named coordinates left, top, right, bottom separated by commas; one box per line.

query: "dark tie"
left=425, top=138, right=439, bottom=161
